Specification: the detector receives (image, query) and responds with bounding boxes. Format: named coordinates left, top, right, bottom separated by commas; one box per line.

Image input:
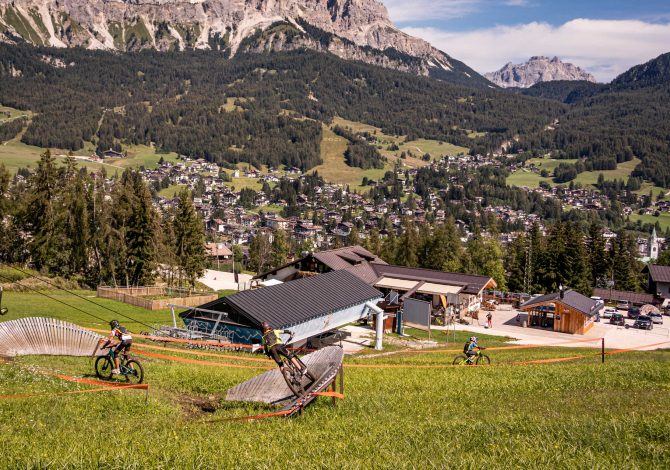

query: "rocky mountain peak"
left=0, top=0, right=488, bottom=85
left=485, top=56, right=596, bottom=88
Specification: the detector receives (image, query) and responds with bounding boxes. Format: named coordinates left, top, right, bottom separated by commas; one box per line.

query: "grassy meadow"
left=507, top=157, right=644, bottom=190
left=1, top=289, right=669, bottom=468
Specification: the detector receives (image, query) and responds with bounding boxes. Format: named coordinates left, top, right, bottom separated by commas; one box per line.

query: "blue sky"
left=384, top=0, right=670, bottom=81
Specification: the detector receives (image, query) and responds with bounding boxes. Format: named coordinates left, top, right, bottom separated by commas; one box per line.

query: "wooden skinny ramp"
left=0, top=317, right=103, bottom=357
left=225, top=346, right=344, bottom=406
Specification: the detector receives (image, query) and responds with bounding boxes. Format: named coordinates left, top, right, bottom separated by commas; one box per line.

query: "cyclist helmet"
left=470, top=336, right=477, bottom=342
left=261, top=321, right=271, bottom=331
left=110, top=319, right=120, bottom=329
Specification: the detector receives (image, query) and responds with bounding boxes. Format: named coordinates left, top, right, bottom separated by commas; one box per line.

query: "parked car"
left=627, top=315, right=653, bottom=330
left=610, top=313, right=625, bottom=326
left=601, top=307, right=617, bottom=319
left=627, top=307, right=641, bottom=320
left=649, top=312, right=664, bottom=325
left=616, top=300, right=630, bottom=311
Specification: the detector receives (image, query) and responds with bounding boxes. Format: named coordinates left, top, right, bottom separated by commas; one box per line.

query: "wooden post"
left=601, top=337, right=605, bottom=364
left=331, top=377, right=337, bottom=408
left=339, top=364, right=344, bottom=397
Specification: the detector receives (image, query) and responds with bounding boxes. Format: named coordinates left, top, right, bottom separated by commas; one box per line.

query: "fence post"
left=601, top=337, right=605, bottom=364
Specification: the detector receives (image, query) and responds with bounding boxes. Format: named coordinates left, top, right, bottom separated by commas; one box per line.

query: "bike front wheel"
left=281, top=367, right=304, bottom=396
left=452, top=355, right=468, bottom=366
left=95, top=356, right=114, bottom=380
left=476, top=354, right=491, bottom=365
left=123, top=359, right=144, bottom=384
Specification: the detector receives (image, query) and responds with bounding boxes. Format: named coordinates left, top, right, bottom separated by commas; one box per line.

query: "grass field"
left=311, top=125, right=390, bottom=189
left=0, top=105, right=31, bottom=124
left=573, top=158, right=641, bottom=187
left=158, top=184, right=188, bottom=198
left=628, top=212, right=670, bottom=231
left=1, top=289, right=670, bottom=467
left=508, top=157, right=642, bottom=190
left=331, top=117, right=469, bottom=165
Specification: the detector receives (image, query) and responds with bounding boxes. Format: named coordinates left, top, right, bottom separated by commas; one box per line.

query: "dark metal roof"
left=312, top=245, right=386, bottom=271
left=253, top=245, right=386, bottom=279
left=370, top=263, right=495, bottom=294
left=592, top=288, right=655, bottom=306
left=646, top=265, right=670, bottom=283
left=520, top=290, right=601, bottom=317
left=224, top=270, right=382, bottom=328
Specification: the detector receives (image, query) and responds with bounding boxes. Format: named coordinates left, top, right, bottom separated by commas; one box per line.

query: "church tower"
left=649, top=227, right=660, bottom=260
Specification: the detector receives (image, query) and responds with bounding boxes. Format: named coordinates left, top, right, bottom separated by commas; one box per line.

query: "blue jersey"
left=467, top=341, right=478, bottom=352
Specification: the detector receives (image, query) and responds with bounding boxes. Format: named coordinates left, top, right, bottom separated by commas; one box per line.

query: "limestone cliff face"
left=485, top=56, right=597, bottom=89
left=0, top=0, right=472, bottom=80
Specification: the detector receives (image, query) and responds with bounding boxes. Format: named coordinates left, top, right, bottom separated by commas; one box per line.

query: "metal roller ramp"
left=225, top=346, right=345, bottom=415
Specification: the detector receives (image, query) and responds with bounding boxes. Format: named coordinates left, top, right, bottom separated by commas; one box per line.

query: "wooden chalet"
left=520, top=289, right=603, bottom=335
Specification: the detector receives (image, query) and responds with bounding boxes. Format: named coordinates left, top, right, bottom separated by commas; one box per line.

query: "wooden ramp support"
left=0, top=317, right=103, bottom=357
left=225, top=346, right=345, bottom=415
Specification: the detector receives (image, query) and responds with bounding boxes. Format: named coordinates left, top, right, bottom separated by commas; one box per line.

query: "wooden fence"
left=97, top=287, right=218, bottom=311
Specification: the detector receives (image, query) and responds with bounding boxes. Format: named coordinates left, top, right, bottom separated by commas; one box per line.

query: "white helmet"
left=470, top=336, right=477, bottom=342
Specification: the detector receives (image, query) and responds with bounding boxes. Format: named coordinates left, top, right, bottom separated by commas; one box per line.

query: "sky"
left=383, top=0, right=670, bottom=82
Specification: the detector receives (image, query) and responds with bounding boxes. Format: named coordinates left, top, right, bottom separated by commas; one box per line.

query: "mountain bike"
left=452, top=348, right=490, bottom=366
left=95, top=346, right=144, bottom=384
left=280, top=355, right=316, bottom=397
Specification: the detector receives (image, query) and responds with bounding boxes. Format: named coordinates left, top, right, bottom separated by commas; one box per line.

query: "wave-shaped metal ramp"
left=0, top=317, right=103, bottom=357
left=225, top=346, right=344, bottom=416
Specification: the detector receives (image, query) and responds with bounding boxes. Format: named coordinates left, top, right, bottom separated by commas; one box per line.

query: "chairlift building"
left=181, top=270, right=383, bottom=345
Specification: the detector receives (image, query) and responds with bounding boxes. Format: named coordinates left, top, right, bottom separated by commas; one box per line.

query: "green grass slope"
left=0, top=290, right=669, bottom=468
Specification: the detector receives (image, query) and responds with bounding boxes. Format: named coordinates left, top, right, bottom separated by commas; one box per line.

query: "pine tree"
left=610, top=231, right=643, bottom=292
left=26, top=150, right=63, bottom=272
left=656, top=248, right=670, bottom=267
left=173, top=188, right=207, bottom=288
left=505, top=233, right=527, bottom=293
left=249, top=232, right=272, bottom=274
left=157, top=208, right=178, bottom=286
left=0, top=163, right=9, bottom=219
left=380, top=229, right=397, bottom=264
left=366, top=228, right=382, bottom=256
left=587, top=222, right=610, bottom=287
left=395, top=217, right=419, bottom=267
left=271, top=229, right=290, bottom=269
left=347, top=225, right=361, bottom=246
left=62, top=170, right=90, bottom=276
left=126, top=171, right=159, bottom=286
left=465, top=229, right=507, bottom=290
left=563, top=222, right=591, bottom=295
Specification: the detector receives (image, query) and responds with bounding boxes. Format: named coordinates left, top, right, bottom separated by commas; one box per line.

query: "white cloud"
left=383, top=0, right=529, bottom=23
left=402, top=19, right=670, bottom=82
left=383, top=0, right=482, bottom=22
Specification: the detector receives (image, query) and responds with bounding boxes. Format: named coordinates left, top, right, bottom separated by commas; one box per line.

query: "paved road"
left=198, top=269, right=253, bottom=292
left=434, top=304, right=670, bottom=351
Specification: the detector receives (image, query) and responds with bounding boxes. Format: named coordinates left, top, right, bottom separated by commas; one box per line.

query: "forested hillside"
left=1, top=45, right=670, bottom=186
left=0, top=44, right=559, bottom=171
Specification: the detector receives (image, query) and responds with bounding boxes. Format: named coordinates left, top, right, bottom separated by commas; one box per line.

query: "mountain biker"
left=99, top=320, right=132, bottom=374
left=464, top=336, right=483, bottom=363
left=261, top=322, right=305, bottom=375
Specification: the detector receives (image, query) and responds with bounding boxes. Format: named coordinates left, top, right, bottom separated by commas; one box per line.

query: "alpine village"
left=0, top=0, right=669, bottom=467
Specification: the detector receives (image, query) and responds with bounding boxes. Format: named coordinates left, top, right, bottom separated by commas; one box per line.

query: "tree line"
left=0, top=152, right=207, bottom=288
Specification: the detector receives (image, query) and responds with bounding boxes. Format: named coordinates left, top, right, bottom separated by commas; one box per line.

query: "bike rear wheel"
left=452, top=355, right=468, bottom=366
left=476, top=354, right=491, bottom=365
left=281, top=365, right=305, bottom=396
left=123, top=359, right=144, bottom=384
left=95, top=356, right=114, bottom=380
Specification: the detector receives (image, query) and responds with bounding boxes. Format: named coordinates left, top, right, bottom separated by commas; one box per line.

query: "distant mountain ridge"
left=0, top=0, right=489, bottom=86
left=611, top=52, right=670, bottom=90
left=486, top=56, right=596, bottom=89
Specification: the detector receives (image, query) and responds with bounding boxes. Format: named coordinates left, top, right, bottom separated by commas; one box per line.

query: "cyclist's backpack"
left=117, top=326, right=129, bottom=335
left=463, top=341, right=471, bottom=354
